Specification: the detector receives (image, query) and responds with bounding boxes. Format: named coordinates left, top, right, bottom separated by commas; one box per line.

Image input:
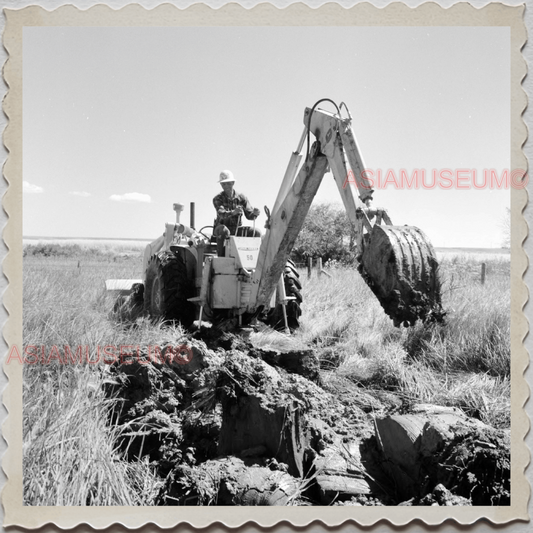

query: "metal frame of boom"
left=247, top=103, right=393, bottom=317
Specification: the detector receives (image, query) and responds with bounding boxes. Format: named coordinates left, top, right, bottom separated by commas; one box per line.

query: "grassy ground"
left=296, top=254, right=510, bottom=429
left=23, top=253, right=174, bottom=505
left=22, top=247, right=510, bottom=505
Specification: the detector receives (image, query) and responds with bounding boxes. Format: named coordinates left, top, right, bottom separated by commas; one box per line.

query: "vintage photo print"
left=2, top=1, right=529, bottom=529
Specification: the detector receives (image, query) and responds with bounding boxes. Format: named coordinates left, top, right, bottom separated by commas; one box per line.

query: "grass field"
left=22, top=243, right=510, bottom=505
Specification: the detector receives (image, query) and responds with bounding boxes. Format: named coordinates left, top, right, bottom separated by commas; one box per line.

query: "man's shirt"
left=213, top=190, right=256, bottom=234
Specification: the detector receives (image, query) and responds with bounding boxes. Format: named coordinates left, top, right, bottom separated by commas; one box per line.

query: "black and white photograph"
left=1, top=1, right=529, bottom=529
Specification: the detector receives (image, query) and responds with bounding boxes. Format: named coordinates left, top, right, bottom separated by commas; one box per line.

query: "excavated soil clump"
left=104, top=339, right=224, bottom=475
left=429, top=425, right=510, bottom=505
left=375, top=405, right=510, bottom=505
left=105, top=331, right=510, bottom=506
left=160, top=456, right=301, bottom=505
left=192, top=328, right=321, bottom=383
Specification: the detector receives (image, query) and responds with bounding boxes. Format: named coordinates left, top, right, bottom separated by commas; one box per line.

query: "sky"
left=22, top=26, right=510, bottom=247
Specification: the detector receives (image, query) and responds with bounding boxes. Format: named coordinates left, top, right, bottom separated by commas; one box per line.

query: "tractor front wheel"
left=144, top=251, right=196, bottom=327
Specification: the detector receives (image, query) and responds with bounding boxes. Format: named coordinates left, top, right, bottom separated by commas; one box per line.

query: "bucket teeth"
left=360, top=225, right=445, bottom=326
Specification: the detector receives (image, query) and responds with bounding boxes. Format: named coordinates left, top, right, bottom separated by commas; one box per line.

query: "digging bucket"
left=360, top=224, right=445, bottom=327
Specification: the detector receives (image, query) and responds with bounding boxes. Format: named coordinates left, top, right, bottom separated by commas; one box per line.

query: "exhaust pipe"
left=190, top=202, right=195, bottom=229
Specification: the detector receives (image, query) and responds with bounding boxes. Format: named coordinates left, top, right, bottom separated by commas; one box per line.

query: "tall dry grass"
left=296, top=254, right=510, bottom=428
left=23, top=254, right=188, bottom=505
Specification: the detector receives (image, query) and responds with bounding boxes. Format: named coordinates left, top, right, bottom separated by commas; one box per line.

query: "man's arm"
left=213, top=194, right=228, bottom=216
left=238, top=193, right=260, bottom=221
left=213, top=195, right=234, bottom=224
left=214, top=193, right=245, bottom=225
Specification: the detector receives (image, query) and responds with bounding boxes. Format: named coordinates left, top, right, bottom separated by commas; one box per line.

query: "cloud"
left=109, top=192, right=151, bottom=204
left=23, top=181, right=44, bottom=194
left=69, top=191, right=91, bottom=197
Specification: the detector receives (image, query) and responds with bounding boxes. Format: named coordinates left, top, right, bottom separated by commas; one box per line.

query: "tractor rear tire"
left=144, top=251, right=196, bottom=327
left=266, top=260, right=303, bottom=332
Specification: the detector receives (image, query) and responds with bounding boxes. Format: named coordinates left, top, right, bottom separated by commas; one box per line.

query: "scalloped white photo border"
left=1, top=2, right=528, bottom=528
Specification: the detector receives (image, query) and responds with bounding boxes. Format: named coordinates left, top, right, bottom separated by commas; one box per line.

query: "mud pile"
left=105, top=330, right=510, bottom=506
left=374, top=405, right=510, bottom=505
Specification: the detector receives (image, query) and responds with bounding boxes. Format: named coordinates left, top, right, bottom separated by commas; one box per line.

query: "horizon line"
left=22, top=236, right=510, bottom=252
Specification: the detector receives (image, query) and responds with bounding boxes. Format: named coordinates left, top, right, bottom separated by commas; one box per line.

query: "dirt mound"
left=104, top=338, right=224, bottom=474
left=105, top=333, right=510, bottom=506
left=430, top=425, right=510, bottom=505
left=375, top=405, right=510, bottom=505
left=193, top=328, right=321, bottom=382
left=400, top=484, right=471, bottom=506
left=216, top=352, right=329, bottom=477
left=160, top=456, right=301, bottom=505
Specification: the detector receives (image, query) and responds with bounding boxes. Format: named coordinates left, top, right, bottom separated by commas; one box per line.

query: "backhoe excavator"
left=107, top=99, right=444, bottom=331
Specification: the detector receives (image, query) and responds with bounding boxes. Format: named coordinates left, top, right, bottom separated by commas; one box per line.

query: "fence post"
left=307, top=257, right=312, bottom=279
left=481, top=262, right=486, bottom=285
left=317, top=257, right=323, bottom=277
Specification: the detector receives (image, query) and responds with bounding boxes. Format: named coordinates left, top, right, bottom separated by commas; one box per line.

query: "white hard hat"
left=219, top=170, right=235, bottom=183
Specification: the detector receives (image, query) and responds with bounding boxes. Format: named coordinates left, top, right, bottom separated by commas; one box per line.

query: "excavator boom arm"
left=248, top=102, right=444, bottom=327
left=249, top=106, right=370, bottom=312
left=306, top=106, right=374, bottom=205
left=250, top=142, right=329, bottom=310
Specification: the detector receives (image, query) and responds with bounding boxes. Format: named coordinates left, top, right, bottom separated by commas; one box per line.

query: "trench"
left=103, top=327, right=510, bottom=506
